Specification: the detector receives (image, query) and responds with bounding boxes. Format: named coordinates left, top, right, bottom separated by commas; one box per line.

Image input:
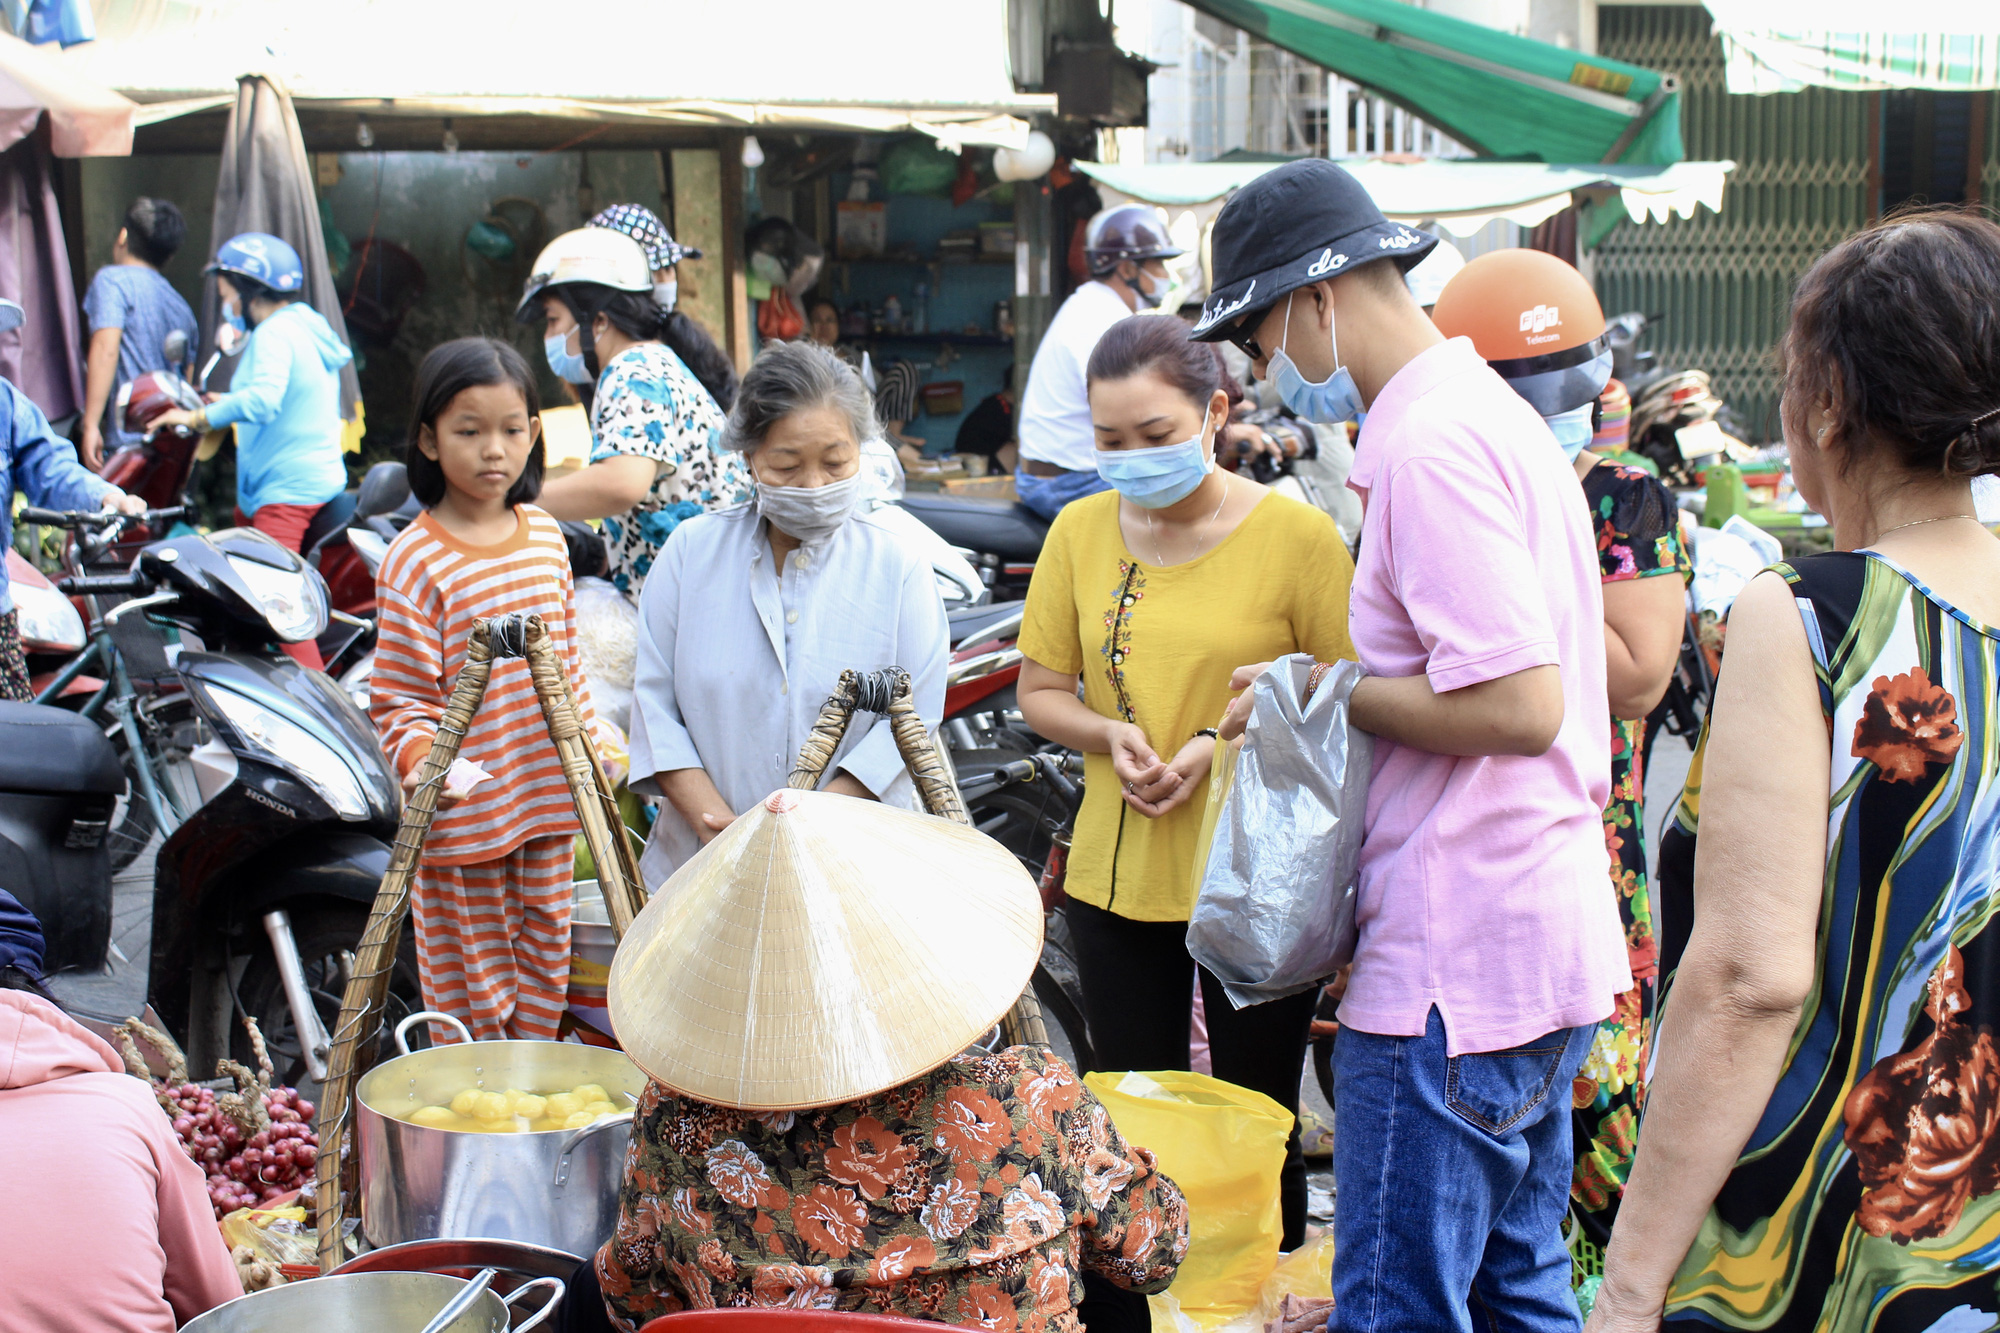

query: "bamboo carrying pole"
left=787, top=668, right=1047, bottom=1049
left=313, top=613, right=645, bottom=1270
left=521, top=616, right=647, bottom=934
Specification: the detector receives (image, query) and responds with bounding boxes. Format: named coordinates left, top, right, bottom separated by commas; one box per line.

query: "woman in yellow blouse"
left=1019, top=313, right=1355, bottom=1265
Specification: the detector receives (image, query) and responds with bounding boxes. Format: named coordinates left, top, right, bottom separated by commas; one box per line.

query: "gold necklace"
left=1144, top=478, right=1231, bottom=567
left=1875, top=513, right=1980, bottom=539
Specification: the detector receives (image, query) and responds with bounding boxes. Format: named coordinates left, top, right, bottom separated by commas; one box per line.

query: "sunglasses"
left=1223, top=321, right=1265, bottom=363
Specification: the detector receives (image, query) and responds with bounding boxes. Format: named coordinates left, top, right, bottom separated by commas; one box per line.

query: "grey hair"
left=719, top=339, right=879, bottom=454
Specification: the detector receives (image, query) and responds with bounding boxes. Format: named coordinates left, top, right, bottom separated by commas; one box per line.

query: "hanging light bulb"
left=441, top=119, right=459, bottom=154
left=741, top=135, right=765, bottom=168
left=355, top=116, right=373, bottom=149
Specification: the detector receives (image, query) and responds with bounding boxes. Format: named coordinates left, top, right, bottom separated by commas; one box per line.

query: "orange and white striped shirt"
left=371, top=505, right=597, bottom=866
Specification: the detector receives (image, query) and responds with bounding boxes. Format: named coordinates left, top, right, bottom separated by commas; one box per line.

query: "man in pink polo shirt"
left=1203, top=160, right=1628, bottom=1332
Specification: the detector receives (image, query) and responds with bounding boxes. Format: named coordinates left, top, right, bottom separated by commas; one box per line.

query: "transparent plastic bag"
left=1188, top=655, right=1371, bottom=1009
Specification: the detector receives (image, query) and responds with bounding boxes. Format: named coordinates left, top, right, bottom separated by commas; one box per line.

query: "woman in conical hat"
left=576, top=789, right=1188, bottom=1333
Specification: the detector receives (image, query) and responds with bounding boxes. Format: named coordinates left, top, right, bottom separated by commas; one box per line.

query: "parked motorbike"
left=19, top=506, right=409, bottom=1091
left=1605, top=312, right=1746, bottom=486
left=900, top=493, right=1049, bottom=603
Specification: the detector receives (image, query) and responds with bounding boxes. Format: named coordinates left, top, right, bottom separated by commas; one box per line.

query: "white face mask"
left=653, top=278, right=678, bottom=311
left=755, top=471, right=862, bottom=544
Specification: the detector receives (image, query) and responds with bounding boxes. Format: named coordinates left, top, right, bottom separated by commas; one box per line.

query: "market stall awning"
left=1179, top=0, right=1683, bottom=164
left=0, top=28, right=132, bottom=155
left=58, top=0, right=1053, bottom=132
left=1076, top=158, right=1732, bottom=237
left=1703, top=1, right=2000, bottom=95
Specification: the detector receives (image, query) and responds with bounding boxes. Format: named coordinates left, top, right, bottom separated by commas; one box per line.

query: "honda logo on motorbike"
left=1520, top=305, right=1560, bottom=334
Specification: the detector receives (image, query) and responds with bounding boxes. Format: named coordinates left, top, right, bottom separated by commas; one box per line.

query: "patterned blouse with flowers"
left=591, top=342, right=753, bottom=594
left=1653, top=551, right=2000, bottom=1331
left=595, top=1046, right=1188, bottom=1333
left=1569, top=461, right=1692, bottom=1256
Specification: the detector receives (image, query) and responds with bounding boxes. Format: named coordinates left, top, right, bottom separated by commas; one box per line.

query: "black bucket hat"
left=1190, top=159, right=1437, bottom=343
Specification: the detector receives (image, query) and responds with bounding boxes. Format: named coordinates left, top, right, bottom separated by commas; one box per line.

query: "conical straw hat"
left=606, top=789, right=1045, bottom=1110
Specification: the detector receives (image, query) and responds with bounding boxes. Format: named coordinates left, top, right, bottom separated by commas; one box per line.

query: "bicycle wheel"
left=103, top=694, right=205, bottom=870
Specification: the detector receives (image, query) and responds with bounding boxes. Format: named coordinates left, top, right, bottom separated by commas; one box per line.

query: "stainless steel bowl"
left=355, top=1012, right=644, bottom=1256
left=180, top=1270, right=562, bottom=1333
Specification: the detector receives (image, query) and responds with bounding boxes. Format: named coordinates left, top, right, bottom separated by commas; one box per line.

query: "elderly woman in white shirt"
left=628, top=339, right=951, bottom=888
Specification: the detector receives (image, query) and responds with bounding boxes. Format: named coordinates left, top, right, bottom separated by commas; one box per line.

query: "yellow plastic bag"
left=1188, top=735, right=1238, bottom=906
left=1084, top=1068, right=1293, bottom=1330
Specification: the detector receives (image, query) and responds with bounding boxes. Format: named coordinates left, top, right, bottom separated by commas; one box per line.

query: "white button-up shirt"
left=1017, top=280, right=1133, bottom=472
left=628, top=503, right=950, bottom=889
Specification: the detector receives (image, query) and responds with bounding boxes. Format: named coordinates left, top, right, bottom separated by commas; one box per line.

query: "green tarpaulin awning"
left=1181, top=0, right=1684, bottom=165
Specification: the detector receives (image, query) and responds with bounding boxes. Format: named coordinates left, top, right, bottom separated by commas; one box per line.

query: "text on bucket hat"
left=1191, top=158, right=1437, bottom=342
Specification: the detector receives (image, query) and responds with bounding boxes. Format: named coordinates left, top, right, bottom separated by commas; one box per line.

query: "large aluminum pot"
left=181, top=1270, right=562, bottom=1333
left=334, top=1236, right=585, bottom=1306
left=356, top=1012, right=646, bottom=1256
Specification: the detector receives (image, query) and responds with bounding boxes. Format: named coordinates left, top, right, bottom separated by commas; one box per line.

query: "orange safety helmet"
left=1431, top=249, right=1611, bottom=417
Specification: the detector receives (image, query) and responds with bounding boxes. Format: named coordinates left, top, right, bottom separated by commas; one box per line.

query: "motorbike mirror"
left=161, top=329, right=188, bottom=368
left=215, top=321, right=244, bottom=357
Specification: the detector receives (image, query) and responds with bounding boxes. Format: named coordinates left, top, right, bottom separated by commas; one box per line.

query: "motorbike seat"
left=355, top=461, right=412, bottom=521
left=301, top=489, right=359, bottom=560
left=0, top=702, right=125, bottom=795
left=898, top=494, right=1050, bottom=563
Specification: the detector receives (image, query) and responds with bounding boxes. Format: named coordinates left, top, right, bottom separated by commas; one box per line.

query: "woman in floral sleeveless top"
left=1588, top=213, right=2000, bottom=1333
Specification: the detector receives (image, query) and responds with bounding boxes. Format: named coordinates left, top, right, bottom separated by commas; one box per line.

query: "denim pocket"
left=1444, top=1028, right=1576, bottom=1135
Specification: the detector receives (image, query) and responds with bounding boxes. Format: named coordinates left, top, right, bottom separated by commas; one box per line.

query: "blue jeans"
left=1331, top=1007, right=1592, bottom=1333
left=1014, top=465, right=1109, bottom=519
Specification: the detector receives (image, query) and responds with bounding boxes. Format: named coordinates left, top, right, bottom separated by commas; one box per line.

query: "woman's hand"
left=1124, top=733, right=1215, bottom=819
left=659, top=767, right=736, bottom=844
left=153, top=407, right=201, bottom=431
left=1107, top=721, right=1167, bottom=791
left=1218, top=661, right=1273, bottom=741
left=101, top=491, right=146, bottom=515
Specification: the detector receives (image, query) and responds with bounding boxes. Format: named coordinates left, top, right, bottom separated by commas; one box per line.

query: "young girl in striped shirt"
left=371, top=337, right=598, bottom=1042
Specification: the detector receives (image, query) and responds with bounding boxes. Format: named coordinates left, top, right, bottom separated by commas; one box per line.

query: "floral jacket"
left=596, top=1047, right=1188, bottom=1333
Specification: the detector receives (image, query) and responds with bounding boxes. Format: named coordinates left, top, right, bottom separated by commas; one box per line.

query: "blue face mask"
left=544, top=331, right=592, bottom=385
left=1269, top=292, right=1364, bottom=425
left=1095, top=413, right=1215, bottom=510
left=223, top=306, right=246, bottom=338
left=1546, top=403, right=1597, bottom=461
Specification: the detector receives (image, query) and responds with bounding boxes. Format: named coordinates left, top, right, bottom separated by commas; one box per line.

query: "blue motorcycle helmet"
left=206, top=231, right=305, bottom=294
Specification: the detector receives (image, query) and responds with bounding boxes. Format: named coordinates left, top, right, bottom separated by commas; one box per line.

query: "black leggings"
left=1064, top=897, right=1317, bottom=1247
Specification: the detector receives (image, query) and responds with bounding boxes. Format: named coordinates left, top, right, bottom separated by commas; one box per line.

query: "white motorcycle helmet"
left=514, top=227, right=653, bottom=322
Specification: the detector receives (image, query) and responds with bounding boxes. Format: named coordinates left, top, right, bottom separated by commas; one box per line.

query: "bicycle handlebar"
left=20, top=504, right=187, bottom=531
left=56, top=573, right=150, bottom=597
